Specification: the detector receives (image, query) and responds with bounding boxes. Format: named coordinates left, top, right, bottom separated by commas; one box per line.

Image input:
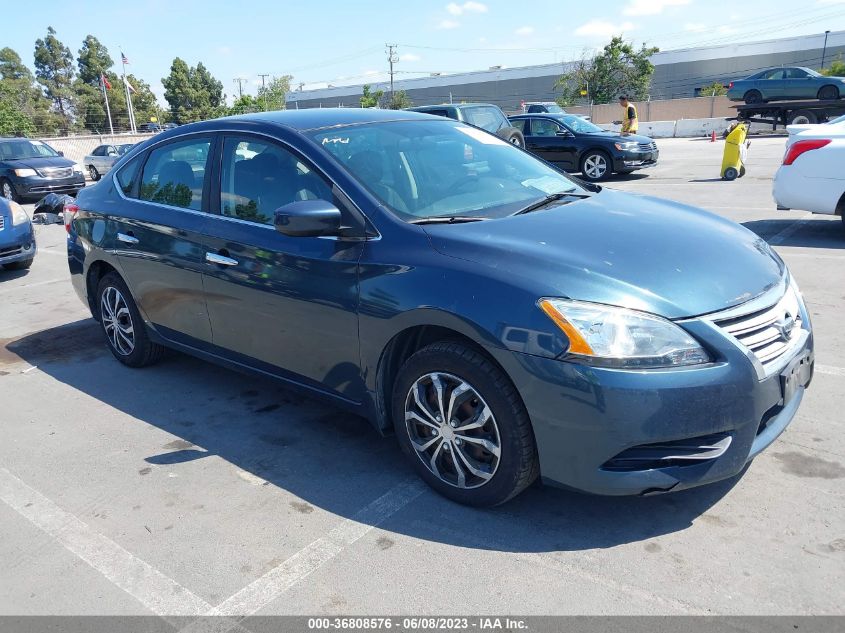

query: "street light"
left=821, top=30, right=831, bottom=70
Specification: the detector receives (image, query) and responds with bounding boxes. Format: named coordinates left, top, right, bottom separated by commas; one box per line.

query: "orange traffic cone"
left=711, top=131, right=717, bottom=142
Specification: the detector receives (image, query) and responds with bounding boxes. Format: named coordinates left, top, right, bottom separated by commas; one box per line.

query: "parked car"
left=0, top=138, right=85, bottom=202
left=84, top=143, right=135, bottom=181
left=523, top=102, right=591, bottom=121
left=138, top=122, right=178, bottom=133
left=509, top=113, right=659, bottom=181
left=0, top=197, right=36, bottom=270
left=773, top=123, right=845, bottom=232
left=67, top=108, right=813, bottom=506
left=407, top=103, right=525, bottom=147
left=726, top=66, right=845, bottom=104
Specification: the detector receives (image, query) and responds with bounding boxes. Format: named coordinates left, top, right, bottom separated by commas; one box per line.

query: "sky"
left=6, top=0, right=845, bottom=105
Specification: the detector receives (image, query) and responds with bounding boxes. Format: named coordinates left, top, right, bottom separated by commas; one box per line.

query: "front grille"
left=38, top=166, right=73, bottom=179
left=638, top=141, right=657, bottom=151
left=0, top=215, right=5, bottom=231
left=0, top=245, right=22, bottom=258
left=601, top=433, right=732, bottom=471
left=714, top=286, right=802, bottom=370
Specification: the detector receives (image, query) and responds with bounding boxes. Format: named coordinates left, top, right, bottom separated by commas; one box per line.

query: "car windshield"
left=310, top=120, right=589, bottom=222
left=542, top=104, right=564, bottom=113
left=555, top=115, right=604, bottom=134
left=0, top=140, right=60, bottom=160
left=117, top=144, right=134, bottom=155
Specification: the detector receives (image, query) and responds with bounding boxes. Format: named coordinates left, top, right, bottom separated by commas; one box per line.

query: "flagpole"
left=101, top=75, right=114, bottom=136
left=121, top=50, right=136, bottom=133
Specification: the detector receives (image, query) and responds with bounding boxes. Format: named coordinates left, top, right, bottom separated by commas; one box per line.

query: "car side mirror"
left=555, top=130, right=572, bottom=137
left=274, top=199, right=342, bottom=237
left=57, top=151, right=64, bottom=157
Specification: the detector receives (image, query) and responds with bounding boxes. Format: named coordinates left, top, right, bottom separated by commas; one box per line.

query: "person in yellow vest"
left=615, top=95, right=638, bottom=136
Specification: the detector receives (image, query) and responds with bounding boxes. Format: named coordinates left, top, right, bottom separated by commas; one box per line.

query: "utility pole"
left=821, top=30, right=831, bottom=70
left=233, top=77, right=247, bottom=99
left=386, top=43, right=399, bottom=108
left=258, top=73, right=270, bottom=110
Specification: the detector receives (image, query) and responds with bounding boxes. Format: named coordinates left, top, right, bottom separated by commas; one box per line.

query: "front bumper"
left=614, top=149, right=659, bottom=172
left=0, top=222, right=37, bottom=265
left=12, top=174, right=85, bottom=200
left=488, top=308, right=813, bottom=496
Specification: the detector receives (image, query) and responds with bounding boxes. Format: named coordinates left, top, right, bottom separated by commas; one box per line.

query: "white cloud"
left=574, top=20, right=636, bottom=37
left=683, top=23, right=706, bottom=32
left=623, top=0, right=690, bottom=16
left=515, top=26, right=534, bottom=36
left=217, top=46, right=232, bottom=55
left=437, top=19, right=460, bottom=29
left=399, top=53, right=421, bottom=62
left=446, top=1, right=488, bottom=15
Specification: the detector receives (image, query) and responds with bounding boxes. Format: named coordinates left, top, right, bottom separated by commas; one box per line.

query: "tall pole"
left=821, top=30, right=831, bottom=70
left=386, top=44, right=398, bottom=108
left=120, top=51, right=136, bottom=133
left=233, top=77, right=246, bottom=99
left=101, top=75, right=114, bottom=136
left=258, top=73, right=270, bottom=110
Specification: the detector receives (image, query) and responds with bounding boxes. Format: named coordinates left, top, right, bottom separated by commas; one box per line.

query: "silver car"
left=83, top=143, right=134, bottom=181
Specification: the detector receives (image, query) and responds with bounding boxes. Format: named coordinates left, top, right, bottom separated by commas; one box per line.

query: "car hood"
left=423, top=188, right=784, bottom=319
left=6, top=156, right=75, bottom=170
left=584, top=131, right=654, bottom=144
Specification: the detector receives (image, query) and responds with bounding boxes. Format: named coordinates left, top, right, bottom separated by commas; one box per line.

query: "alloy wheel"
left=404, top=372, right=501, bottom=489
left=100, top=286, right=135, bottom=355
left=2, top=182, right=12, bottom=200
left=583, top=154, right=607, bottom=179
left=89, top=166, right=99, bottom=181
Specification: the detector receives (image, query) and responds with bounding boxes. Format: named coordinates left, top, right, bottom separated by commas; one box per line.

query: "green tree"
left=820, top=59, right=845, bottom=77
left=555, top=37, right=658, bottom=105
left=360, top=84, right=383, bottom=108
left=33, top=26, right=76, bottom=128
left=0, top=47, right=58, bottom=135
left=76, top=35, right=113, bottom=86
left=0, top=84, right=36, bottom=136
left=0, top=47, right=33, bottom=81
left=700, top=81, right=727, bottom=97
left=258, top=75, right=291, bottom=111
left=228, top=94, right=262, bottom=115
left=162, top=57, right=226, bottom=123
left=387, top=90, right=412, bottom=109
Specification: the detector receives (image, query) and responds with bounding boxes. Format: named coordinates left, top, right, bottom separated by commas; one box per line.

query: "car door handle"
left=117, top=232, right=139, bottom=245
left=206, top=252, right=239, bottom=266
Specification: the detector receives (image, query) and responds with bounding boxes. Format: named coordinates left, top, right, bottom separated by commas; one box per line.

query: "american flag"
left=121, top=51, right=129, bottom=65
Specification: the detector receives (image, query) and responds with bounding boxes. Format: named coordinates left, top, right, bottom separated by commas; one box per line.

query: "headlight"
left=13, top=168, right=37, bottom=177
left=614, top=141, right=640, bottom=151
left=538, top=298, right=711, bottom=368
left=10, top=201, right=30, bottom=226
left=73, top=163, right=84, bottom=174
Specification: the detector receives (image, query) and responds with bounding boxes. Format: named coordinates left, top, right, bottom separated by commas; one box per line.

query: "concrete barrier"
left=598, top=121, right=676, bottom=138
left=599, top=117, right=782, bottom=139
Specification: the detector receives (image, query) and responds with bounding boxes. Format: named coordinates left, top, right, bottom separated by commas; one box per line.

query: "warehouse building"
left=285, top=29, right=845, bottom=111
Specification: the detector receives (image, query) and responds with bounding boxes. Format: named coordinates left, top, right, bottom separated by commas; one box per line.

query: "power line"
left=233, top=77, right=247, bottom=98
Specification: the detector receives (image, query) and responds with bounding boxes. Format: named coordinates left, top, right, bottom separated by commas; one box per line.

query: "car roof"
left=229, top=108, right=437, bottom=131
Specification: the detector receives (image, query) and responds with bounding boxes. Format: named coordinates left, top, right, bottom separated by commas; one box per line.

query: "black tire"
left=1, top=178, right=19, bottom=202
left=96, top=272, right=166, bottom=368
left=392, top=341, right=539, bottom=506
left=2, top=258, right=34, bottom=271
left=788, top=110, right=818, bottom=125
left=744, top=90, right=763, bottom=104
left=723, top=167, right=739, bottom=181
left=88, top=165, right=101, bottom=181
left=739, top=165, right=746, bottom=178
left=506, top=130, right=525, bottom=148
left=818, top=85, right=839, bottom=101
left=580, top=150, right=612, bottom=182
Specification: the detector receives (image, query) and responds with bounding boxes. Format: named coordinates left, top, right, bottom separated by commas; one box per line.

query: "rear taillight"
left=783, top=139, right=832, bottom=165
left=728, top=81, right=733, bottom=89
left=63, top=202, right=79, bottom=234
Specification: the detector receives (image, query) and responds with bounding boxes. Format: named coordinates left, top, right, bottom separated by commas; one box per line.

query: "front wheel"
left=723, top=167, right=739, bottom=181
left=580, top=150, right=611, bottom=182
left=818, top=85, right=839, bottom=101
left=2, top=258, right=33, bottom=271
left=88, top=165, right=100, bottom=181
left=1, top=178, right=18, bottom=202
left=96, top=272, right=166, bottom=367
left=392, top=342, right=539, bottom=506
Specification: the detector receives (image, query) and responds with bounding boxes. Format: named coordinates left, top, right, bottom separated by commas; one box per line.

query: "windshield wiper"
left=513, top=189, right=591, bottom=215
left=409, top=216, right=488, bottom=225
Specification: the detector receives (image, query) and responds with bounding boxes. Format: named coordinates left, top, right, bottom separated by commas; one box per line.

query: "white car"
left=773, top=121, right=845, bottom=233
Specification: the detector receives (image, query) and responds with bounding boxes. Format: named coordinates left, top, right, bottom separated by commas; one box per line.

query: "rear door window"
left=139, top=137, right=211, bottom=210
left=463, top=107, right=504, bottom=133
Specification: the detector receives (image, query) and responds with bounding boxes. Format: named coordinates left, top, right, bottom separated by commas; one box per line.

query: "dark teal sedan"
left=727, top=66, right=845, bottom=103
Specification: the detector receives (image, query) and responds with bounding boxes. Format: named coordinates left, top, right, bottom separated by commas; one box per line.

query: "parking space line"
left=0, top=466, right=213, bottom=616
left=202, top=479, right=426, bottom=619
left=768, top=213, right=814, bottom=245
left=0, top=278, right=66, bottom=295
left=816, top=365, right=845, bottom=377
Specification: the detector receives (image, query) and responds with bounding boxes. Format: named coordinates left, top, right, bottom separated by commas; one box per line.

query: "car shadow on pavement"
left=743, top=217, right=845, bottom=248
left=0, top=268, right=32, bottom=283
left=4, top=318, right=743, bottom=553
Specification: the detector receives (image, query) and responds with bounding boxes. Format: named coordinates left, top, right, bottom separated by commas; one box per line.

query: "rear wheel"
left=88, top=165, right=100, bottom=181
left=392, top=342, right=539, bottom=506
left=744, top=90, right=763, bottom=104
left=580, top=150, right=611, bottom=182
left=96, top=272, right=165, bottom=367
left=723, top=167, right=739, bottom=181
left=505, top=130, right=525, bottom=148
left=788, top=110, right=819, bottom=125
left=818, top=85, right=839, bottom=101
left=739, top=165, right=746, bottom=178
